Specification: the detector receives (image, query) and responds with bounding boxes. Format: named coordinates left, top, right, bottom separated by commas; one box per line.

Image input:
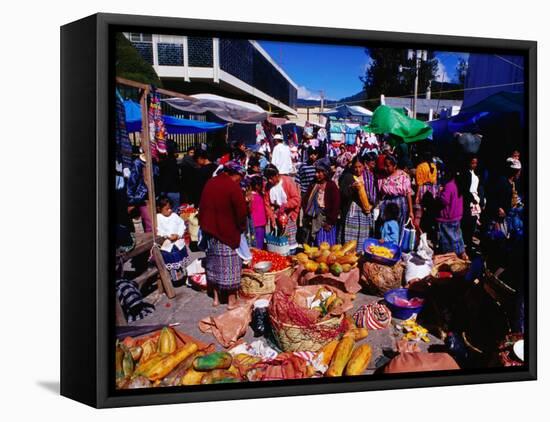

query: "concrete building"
left=124, top=33, right=298, bottom=118
left=382, top=96, right=463, bottom=120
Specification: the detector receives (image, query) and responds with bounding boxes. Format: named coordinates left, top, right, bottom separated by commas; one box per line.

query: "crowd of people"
left=116, top=126, right=525, bottom=308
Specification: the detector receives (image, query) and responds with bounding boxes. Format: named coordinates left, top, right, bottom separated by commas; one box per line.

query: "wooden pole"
left=139, top=88, right=176, bottom=299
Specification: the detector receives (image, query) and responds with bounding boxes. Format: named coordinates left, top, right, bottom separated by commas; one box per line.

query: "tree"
left=361, top=48, right=438, bottom=100
left=455, top=58, right=468, bottom=86
left=115, top=33, right=162, bottom=87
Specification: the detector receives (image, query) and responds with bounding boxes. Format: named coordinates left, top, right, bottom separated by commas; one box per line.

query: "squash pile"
left=117, top=325, right=377, bottom=389
left=314, top=327, right=372, bottom=376
left=116, top=327, right=244, bottom=389
left=296, top=241, right=360, bottom=277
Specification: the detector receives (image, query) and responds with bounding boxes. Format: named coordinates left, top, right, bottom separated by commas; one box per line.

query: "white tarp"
left=163, top=93, right=269, bottom=124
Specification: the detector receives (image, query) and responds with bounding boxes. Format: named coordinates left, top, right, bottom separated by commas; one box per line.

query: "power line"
left=494, top=54, right=524, bottom=70
left=310, top=81, right=524, bottom=107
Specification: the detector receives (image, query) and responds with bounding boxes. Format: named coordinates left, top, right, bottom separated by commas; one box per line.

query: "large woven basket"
left=240, top=266, right=293, bottom=296
left=269, top=313, right=345, bottom=352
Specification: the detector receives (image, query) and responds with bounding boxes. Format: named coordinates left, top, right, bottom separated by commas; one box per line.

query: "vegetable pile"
left=367, top=244, right=394, bottom=259
left=251, top=249, right=291, bottom=272
left=296, top=241, right=359, bottom=276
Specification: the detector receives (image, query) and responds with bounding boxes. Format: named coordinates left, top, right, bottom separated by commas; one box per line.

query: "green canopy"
left=365, top=105, right=432, bottom=145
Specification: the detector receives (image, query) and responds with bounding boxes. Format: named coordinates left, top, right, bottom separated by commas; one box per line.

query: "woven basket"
left=269, top=313, right=345, bottom=352
left=240, top=266, right=293, bottom=296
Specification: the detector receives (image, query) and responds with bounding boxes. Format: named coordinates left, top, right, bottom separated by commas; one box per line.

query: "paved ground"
left=124, top=253, right=442, bottom=373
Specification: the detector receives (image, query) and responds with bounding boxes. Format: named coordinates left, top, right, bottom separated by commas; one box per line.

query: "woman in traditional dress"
left=263, top=164, right=301, bottom=253
left=199, top=161, right=248, bottom=308
left=302, top=161, right=340, bottom=246
left=377, top=155, right=415, bottom=236
left=339, top=153, right=378, bottom=252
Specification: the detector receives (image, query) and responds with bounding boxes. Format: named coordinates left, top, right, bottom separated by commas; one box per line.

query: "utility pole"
left=413, top=53, right=420, bottom=118
left=400, top=49, right=428, bottom=119
left=319, top=90, right=325, bottom=124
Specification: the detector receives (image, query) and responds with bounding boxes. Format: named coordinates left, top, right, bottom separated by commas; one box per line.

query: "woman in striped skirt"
left=377, top=155, right=415, bottom=236
left=339, top=154, right=378, bottom=253
left=199, top=161, right=249, bottom=308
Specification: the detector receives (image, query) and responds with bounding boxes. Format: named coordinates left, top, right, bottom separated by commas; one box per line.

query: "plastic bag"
left=399, top=218, right=416, bottom=253
left=251, top=299, right=270, bottom=337
left=404, top=233, right=433, bottom=283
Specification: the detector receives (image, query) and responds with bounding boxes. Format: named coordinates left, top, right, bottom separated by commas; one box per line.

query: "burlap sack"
left=360, top=260, right=404, bottom=296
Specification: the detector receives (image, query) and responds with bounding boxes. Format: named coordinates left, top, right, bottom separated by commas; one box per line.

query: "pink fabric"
left=250, top=191, right=267, bottom=227
left=378, top=170, right=412, bottom=197
left=436, top=179, right=463, bottom=223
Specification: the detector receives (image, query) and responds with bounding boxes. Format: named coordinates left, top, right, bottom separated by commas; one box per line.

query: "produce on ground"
left=344, top=344, right=372, bottom=376
left=301, top=241, right=359, bottom=276
left=250, top=249, right=291, bottom=272
left=326, top=336, right=355, bottom=377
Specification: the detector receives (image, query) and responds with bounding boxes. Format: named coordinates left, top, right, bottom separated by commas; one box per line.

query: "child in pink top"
left=249, top=176, right=267, bottom=249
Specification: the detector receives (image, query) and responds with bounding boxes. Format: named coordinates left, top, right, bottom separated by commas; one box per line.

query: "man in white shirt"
left=271, top=133, right=294, bottom=175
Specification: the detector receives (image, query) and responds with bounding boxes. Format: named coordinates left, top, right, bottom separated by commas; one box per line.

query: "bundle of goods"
left=241, top=249, right=293, bottom=296
left=382, top=352, right=459, bottom=374
left=363, top=238, right=401, bottom=266
left=403, top=233, right=434, bottom=284
left=360, top=259, right=404, bottom=296
left=179, top=204, right=199, bottom=243
left=384, top=288, right=425, bottom=320
left=431, top=253, right=470, bottom=278
left=115, top=326, right=215, bottom=389
left=353, top=303, right=392, bottom=330
left=268, top=285, right=354, bottom=352
left=296, top=241, right=359, bottom=277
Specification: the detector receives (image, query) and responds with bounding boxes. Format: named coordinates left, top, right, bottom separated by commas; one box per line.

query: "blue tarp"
left=463, top=54, right=524, bottom=108
left=123, top=100, right=227, bottom=134
left=320, top=105, right=372, bottom=123
left=428, top=92, right=524, bottom=142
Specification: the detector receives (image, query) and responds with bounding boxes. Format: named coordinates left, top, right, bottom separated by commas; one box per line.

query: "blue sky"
left=258, top=40, right=469, bottom=101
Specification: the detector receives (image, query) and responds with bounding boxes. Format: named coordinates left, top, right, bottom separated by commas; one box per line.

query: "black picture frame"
left=60, top=12, right=537, bottom=408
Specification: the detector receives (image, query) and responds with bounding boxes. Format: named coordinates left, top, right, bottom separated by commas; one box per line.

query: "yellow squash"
left=344, top=327, right=369, bottom=341
left=158, top=327, right=177, bottom=354
left=139, top=339, right=157, bottom=364
left=340, top=240, right=358, bottom=255
left=145, top=343, right=199, bottom=381
left=326, top=336, right=355, bottom=377
left=344, top=344, right=372, bottom=376
left=315, top=339, right=340, bottom=367
left=180, top=367, right=205, bottom=386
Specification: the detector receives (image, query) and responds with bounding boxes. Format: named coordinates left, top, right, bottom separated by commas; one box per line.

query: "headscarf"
left=223, top=160, right=246, bottom=176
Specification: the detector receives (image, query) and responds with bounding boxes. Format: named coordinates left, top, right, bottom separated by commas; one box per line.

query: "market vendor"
left=377, top=154, right=414, bottom=234
left=339, top=154, right=377, bottom=251
left=199, top=160, right=248, bottom=308
left=302, top=161, right=341, bottom=246
left=263, top=164, right=301, bottom=252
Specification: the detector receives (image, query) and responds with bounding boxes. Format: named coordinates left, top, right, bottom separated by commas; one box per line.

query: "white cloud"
left=435, top=58, right=450, bottom=83
left=297, top=85, right=321, bottom=100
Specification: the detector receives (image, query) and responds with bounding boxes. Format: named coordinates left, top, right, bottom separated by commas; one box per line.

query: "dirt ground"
left=125, top=253, right=442, bottom=374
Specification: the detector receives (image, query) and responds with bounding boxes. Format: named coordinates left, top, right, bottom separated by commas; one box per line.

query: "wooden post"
left=139, top=88, right=176, bottom=299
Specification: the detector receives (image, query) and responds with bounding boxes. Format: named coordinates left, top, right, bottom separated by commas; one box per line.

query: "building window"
left=188, top=36, right=213, bottom=67
left=158, top=43, right=184, bottom=66
left=129, top=33, right=152, bottom=43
